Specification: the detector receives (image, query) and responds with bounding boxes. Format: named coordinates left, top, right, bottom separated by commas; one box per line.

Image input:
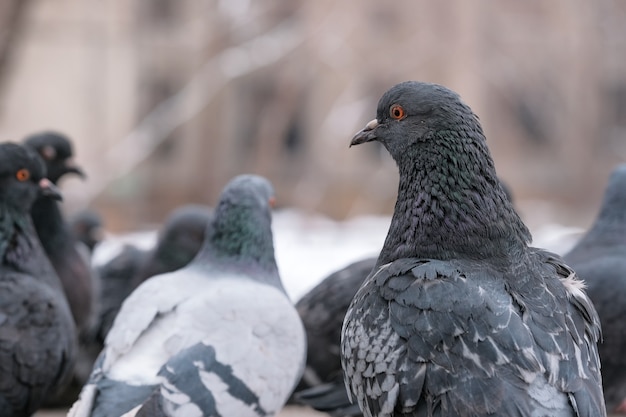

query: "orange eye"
left=390, top=104, right=406, bottom=120
left=16, top=169, right=30, bottom=181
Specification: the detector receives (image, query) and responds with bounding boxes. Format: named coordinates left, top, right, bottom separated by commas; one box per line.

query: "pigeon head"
left=0, top=142, right=62, bottom=211
left=597, top=164, right=626, bottom=225
left=23, top=131, right=85, bottom=184
left=351, top=81, right=531, bottom=262
left=157, top=205, right=212, bottom=262
left=70, top=209, right=105, bottom=252
left=577, top=163, right=626, bottom=247
left=199, top=175, right=279, bottom=278
left=351, top=81, right=479, bottom=157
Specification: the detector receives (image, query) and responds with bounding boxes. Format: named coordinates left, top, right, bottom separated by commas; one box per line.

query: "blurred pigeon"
left=94, top=204, right=212, bottom=343
left=70, top=209, right=105, bottom=254
left=293, top=258, right=376, bottom=417
left=0, top=142, right=76, bottom=416
left=69, top=174, right=306, bottom=417
left=24, top=131, right=95, bottom=335
left=297, top=257, right=376, bottom=390
left=94, top=243, right=148, bottom=344
left=130, top=204, right=212, bottom=289
left=564, top=163, right=626, bottom=413
left=342, top=81, right=606, bottom=416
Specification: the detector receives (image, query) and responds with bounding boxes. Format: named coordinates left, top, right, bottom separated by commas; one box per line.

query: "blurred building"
left=0, top=0, right=625, bottom=231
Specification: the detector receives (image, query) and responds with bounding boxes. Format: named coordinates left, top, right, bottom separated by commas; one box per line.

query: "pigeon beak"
left=350, top=119, right=379, bottom=147
left=39, top=178, right=63, bottom=201
left=64, top=159, right=86, bottom=179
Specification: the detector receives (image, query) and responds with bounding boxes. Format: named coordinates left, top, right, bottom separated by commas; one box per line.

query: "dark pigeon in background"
left=69, top=174, right=306, bottom=417
left=70, top=209, right=105, bottom=254
left=564, top=163, right=626, bottom=414
left=23, top=131, right=96, bottom=335
left=93, top=243, right=147, bottom=344
left=293, top=257, right=376, bottom=417
left=0, top=142, right=76, bottom=417
left=297, top=257, right=377, bottom=389
left=94, top=204, right=212, bottom=344
left=23, top=131, right=99, bottom=407
left=130, top=204, right=212, bottom=289
left=342, top=81, right=606, bottom=416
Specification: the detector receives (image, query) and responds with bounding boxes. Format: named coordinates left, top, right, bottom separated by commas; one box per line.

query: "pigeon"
left=70, top=209, right=105, bottom=254
left=297, top=257, right=377, bottom=390
left=130, top=204, right=212, bottom=289
left=94, top=204, right=212, bottom=343
left=293, top=258, right=376, bottom=417
left=563, top=163, right=626, bottom=413
left=23, top=131, right=95, bottom=335
left=341, top=81, right=606, bottom=417
left=69, top=174, right=306, bottom=417
left=93, top=243, right=148, bottom=344
left=0, top=142, right=76, bottom=416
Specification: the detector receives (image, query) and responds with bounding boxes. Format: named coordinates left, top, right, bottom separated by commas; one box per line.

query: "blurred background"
left=0, top=0, right=625, bottom=234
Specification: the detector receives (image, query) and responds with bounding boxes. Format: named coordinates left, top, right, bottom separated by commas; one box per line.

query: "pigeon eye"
left=390, top=104, right=406, bottom=120
left=16, top=169, right=30, bottom=182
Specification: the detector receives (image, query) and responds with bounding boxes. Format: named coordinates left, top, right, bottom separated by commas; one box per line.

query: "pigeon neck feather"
left=195, top=204, right=282, bottom=289
left=378, top=131, right=531, bottom=265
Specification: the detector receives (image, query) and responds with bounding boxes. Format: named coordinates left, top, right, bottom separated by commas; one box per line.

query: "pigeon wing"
left=342, top=257, right=602, bottom=416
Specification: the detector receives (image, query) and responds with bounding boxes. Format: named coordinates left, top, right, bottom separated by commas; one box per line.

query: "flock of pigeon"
left=0, top=80, right=623, bottom=417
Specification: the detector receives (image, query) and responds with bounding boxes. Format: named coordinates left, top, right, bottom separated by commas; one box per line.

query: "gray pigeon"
left=0, top=142, right=76, bottom=416
left=293, top=257, right=376, bottom=417
left=297, top=257, right=377, bottom=390
left=130, top=204, right=213, bottom=289
left=564, top=163, right=626, bottom=413
left=23, top=131, right=95, bottom=336
left=69, top=174, right=306, bottom=417
left=341, top=81, right=606, bottom=417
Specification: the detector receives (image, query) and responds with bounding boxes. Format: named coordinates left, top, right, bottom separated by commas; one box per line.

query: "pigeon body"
left=564, top=164, right=626, bottom=413
left=24, top=131, right=94, bottom=334
left=297, top=257, right=376, bottom=390
left=0, top=142, right=76, bottom=416
left=341, top=81, right=605, bottom=417
left=293, top=258, right=376, bottom=417
left=94, top=244, right=148, bottom=344
left=69, top=174, right=306, bottom=417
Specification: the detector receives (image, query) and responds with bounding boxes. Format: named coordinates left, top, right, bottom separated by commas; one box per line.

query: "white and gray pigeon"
left=0, top=142, right=76, bottom=416
left=341, top=81, right=606, bottom=417
left=68, top=174, right=306, bottom=417
left=564, top=163, right=626, bottom=414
